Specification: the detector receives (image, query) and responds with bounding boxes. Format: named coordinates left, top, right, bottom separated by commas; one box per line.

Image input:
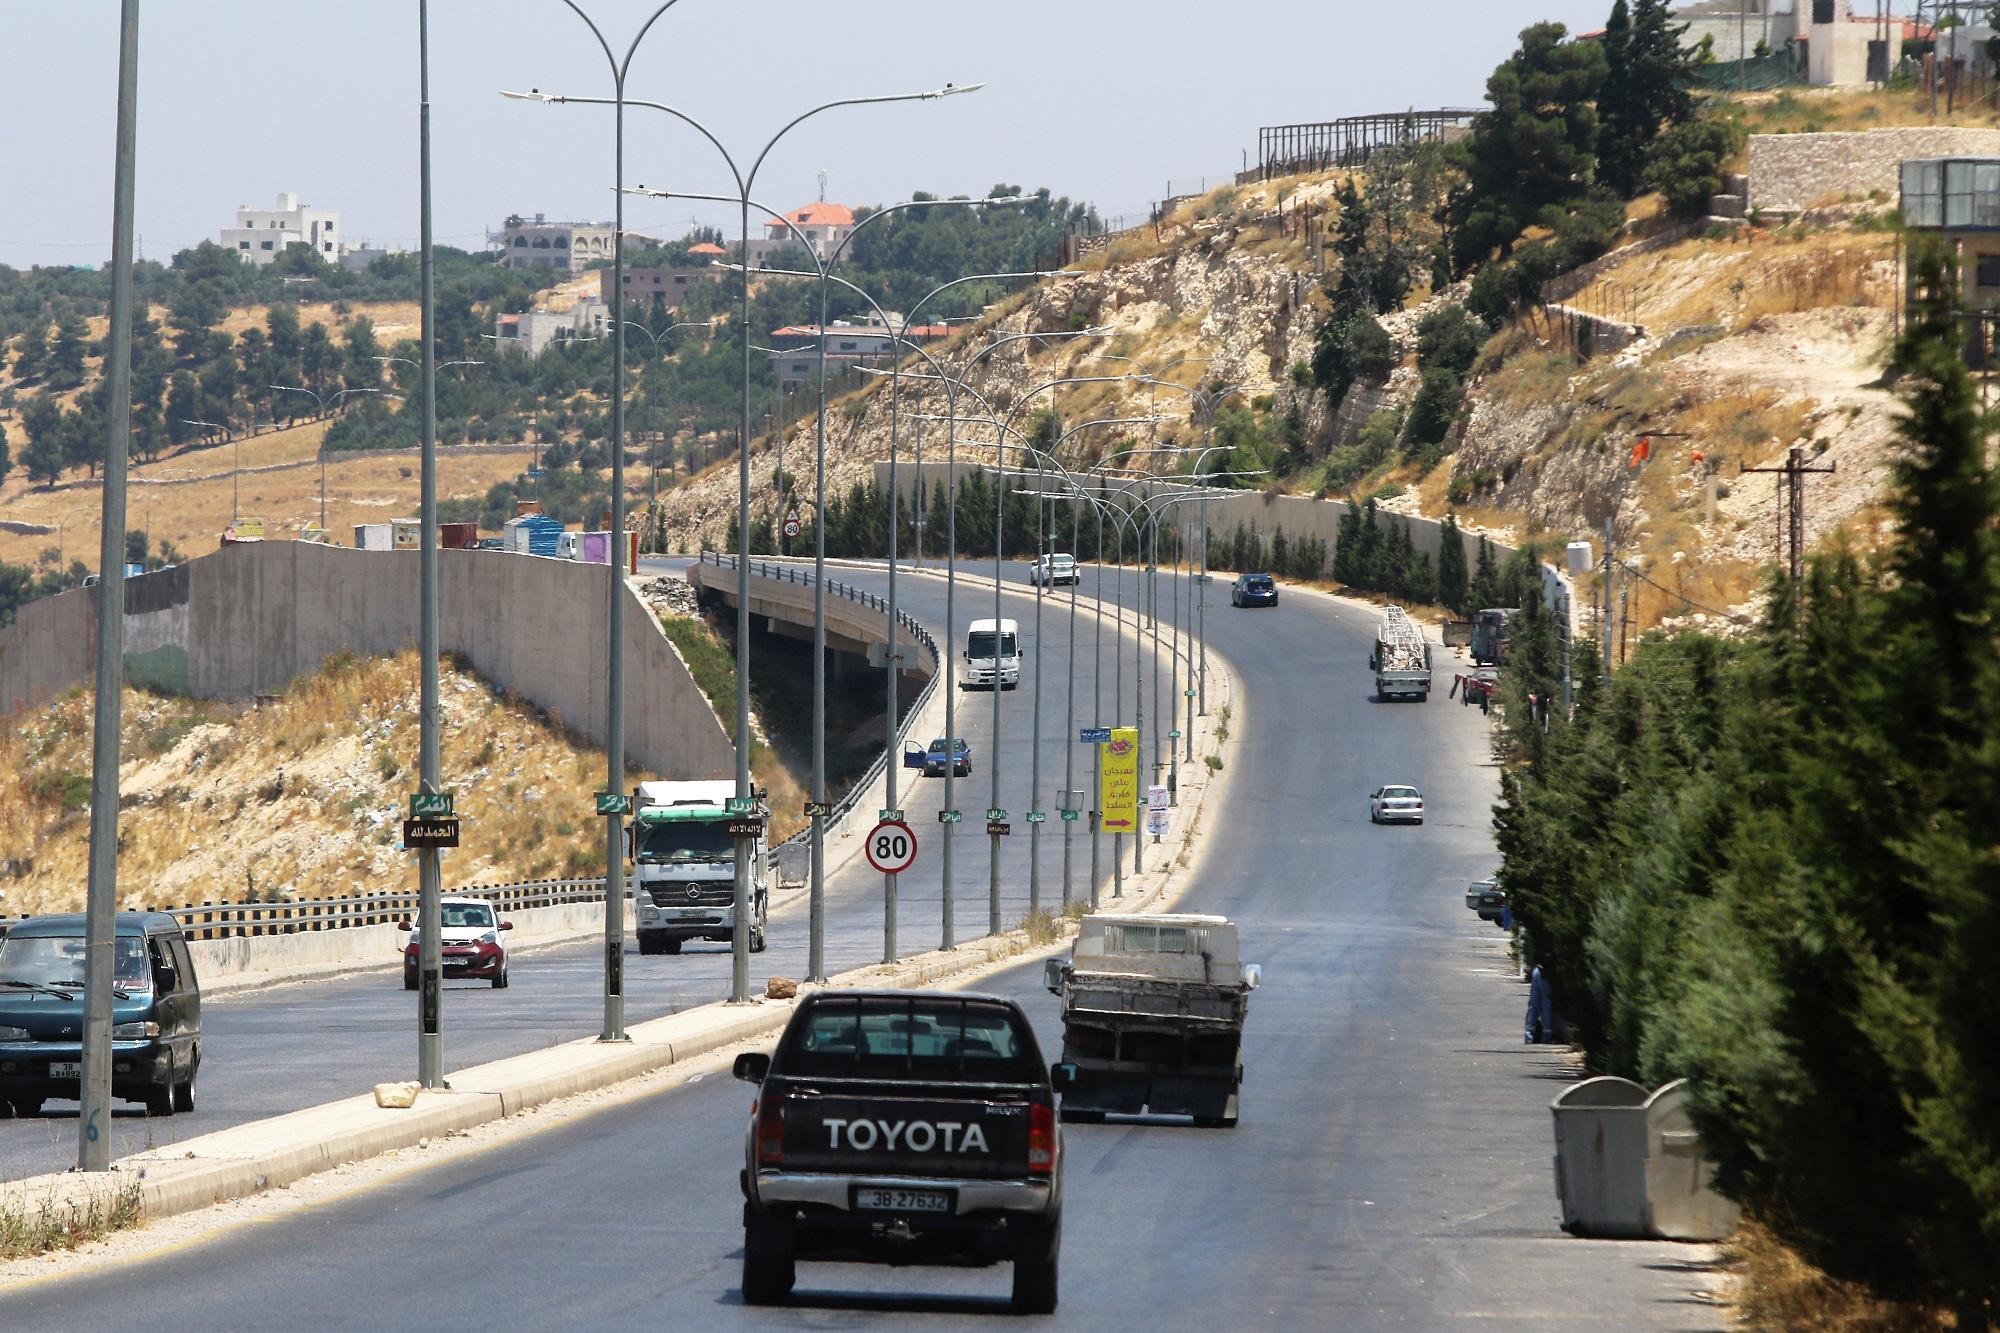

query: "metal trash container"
left=1551, top=1076, right=1650, bottom=1237
left=771, top=843, right=809, bottom=890
left=1642, top=1079, right=1740, bottom=1241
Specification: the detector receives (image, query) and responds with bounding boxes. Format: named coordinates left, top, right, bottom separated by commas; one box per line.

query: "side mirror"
left=1043, top=957, right=1068, bottom=995
left=397, top=918, right=413, bottom=931
left=1243, top=963, right=1263, bottom=990
left=499, top=920, right=514, bottom=931
left=1050, top=1061, right=1079, bottom=1091
left=733, top=1051, right=771, bottom=1084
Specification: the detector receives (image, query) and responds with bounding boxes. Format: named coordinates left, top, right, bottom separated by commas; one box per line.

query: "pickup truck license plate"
left=48, top=1062, right=81, bottom=1079
left=854, top=1188, right=950, bottom=1214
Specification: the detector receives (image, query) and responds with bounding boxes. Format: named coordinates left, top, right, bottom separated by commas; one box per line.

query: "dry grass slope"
left=0, top=650, right=636, bottom=916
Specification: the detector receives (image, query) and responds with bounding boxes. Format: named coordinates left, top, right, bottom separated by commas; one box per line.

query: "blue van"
left=0, top=911, right=202, bottom=1118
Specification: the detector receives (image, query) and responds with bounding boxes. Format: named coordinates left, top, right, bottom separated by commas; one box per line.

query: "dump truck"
left=1471, top=607, right=1517, bottom=666
left=1042, top=913, right=1261, bottom=1128
left=626, top=779, right=771, bottom=955
left=1369, top=605, right=1433, bottom=701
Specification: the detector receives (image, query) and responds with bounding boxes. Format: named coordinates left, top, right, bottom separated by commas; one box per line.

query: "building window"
left=1978, top=255, right=2000, bottom=290
left=514, top=236, right=528, bottom=248
left=261, top=240, right=274, bottom=250
left=325, top=242, right=334, bottom=252
left=238, top=240, right=250, bottom=250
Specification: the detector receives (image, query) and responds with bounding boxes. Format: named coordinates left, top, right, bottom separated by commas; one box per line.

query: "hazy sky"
left=1, top=1, right=1622, bottom=271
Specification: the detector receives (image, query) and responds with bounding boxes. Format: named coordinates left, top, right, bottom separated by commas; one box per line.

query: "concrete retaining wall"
left=0, top=542, right=735, bottom=781
left=1749, top=127, right=2000, bottom=213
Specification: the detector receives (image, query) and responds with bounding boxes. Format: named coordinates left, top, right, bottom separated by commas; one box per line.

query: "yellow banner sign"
left=1099, top=726, right=1139, bottom=834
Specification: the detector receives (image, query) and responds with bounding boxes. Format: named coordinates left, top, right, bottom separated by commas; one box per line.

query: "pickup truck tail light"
left=756, top=1094, right=786, bottom=1166
left=1027, top=1102, right=1056, bottom=1175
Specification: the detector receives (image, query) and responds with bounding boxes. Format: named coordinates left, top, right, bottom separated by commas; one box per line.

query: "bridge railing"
left=697, top=552, right=942, bottom=849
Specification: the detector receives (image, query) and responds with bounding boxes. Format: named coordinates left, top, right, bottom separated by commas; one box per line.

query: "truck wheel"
left=144, top=1082, right=175, bottom=1118
left=665, top=936, right=683, bottom=956
left=741, top=1253, right=795, bottom=1306
left=173, top=1067, right=197, bottom=1114
left=1059, top=1106, right=1104, bottom=1124
left=404, top=970, right=418, bottom=990
left=1011, top=1238, right=1060, bottom=1314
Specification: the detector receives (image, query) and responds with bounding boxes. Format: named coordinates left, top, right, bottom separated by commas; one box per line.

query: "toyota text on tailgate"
left=734, top=989, right=1070, bottom=1313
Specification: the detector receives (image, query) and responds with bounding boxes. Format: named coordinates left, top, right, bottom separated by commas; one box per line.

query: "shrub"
left=1643, top=111, right=1747, bottom=218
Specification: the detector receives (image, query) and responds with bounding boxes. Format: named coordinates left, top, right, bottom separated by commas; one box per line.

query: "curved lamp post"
left=515, top=81, right=981, bottom=999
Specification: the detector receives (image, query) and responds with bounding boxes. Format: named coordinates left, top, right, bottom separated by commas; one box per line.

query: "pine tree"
left=1437, top=512, right=1470, bottom=613
left=1597, top=0, right=1697, bottom=198
left=1334, top=506, right=1361, bottom=585
left=20, top=395, right=67, bottom=486
left=1469, top=534, right=1504, bottom=609
left=47, top=312, right=90, bottom=390
left=0, top=420, right=11, bottom=487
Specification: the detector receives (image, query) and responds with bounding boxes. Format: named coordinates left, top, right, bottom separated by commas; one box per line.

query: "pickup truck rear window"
left=781, top=995, right=1040, bottom=1082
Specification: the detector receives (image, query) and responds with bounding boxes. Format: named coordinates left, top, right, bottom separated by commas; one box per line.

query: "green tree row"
left=1492, top=253, right=2000, bottom=1321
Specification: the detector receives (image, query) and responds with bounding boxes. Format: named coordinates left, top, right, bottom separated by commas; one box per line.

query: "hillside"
left=1, top=650, right=632, bottom=917
left=642, top=92, right=1950, bottom=646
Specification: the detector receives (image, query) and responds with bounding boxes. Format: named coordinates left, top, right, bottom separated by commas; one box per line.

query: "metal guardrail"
left=0, top=878, right=615, bottom=941
left=697, top=552, right=942, bottom=849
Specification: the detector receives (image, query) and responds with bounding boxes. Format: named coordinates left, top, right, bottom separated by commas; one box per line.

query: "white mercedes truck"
left=627, top=779, right=771, bottom=955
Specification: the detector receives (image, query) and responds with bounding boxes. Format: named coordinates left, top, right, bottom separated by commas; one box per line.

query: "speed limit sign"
left=865, top=819, right=918, bottom=874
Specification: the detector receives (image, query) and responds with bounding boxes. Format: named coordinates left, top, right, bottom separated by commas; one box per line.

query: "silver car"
left=1368, top=785, right=1424, bottom=824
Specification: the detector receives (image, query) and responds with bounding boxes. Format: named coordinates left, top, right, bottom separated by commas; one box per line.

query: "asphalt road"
left=0, top=561, right=1725, bottom=1329
left=0, top=558, right=1138, bottom=1181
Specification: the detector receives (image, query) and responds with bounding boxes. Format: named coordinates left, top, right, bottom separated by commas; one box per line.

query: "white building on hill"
left=220, top=192, right=340, bottom=266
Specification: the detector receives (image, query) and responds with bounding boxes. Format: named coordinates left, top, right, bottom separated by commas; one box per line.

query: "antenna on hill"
left=818, top=170, right=828, bottom=203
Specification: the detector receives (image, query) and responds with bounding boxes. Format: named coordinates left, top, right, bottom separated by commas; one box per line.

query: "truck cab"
left=627, top=779, right=770, bottom=955
left=1042, top=913, right=1260, bottom=1128
left=963, top=617, right=1020, bottom=691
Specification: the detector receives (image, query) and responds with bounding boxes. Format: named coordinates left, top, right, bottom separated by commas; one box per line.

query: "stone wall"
left=0, top=542, right=736, bottom=781
left=1749, top=127, right=2000, bottom=213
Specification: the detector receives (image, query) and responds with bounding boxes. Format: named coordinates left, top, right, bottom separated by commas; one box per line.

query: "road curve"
left=0, top=559, right=1724, bottom=1329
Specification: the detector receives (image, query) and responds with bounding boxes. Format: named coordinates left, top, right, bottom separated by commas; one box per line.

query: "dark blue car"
left=1231, top=573, right=1278, bottom=607
left=0, top=911, right=202, bottom=1118
left=905, top=737, right=972, bottom=777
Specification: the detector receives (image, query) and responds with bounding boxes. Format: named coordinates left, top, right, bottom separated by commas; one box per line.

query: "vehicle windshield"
left=637, top=819, right=735, bottom=863
left=967, top=632, right=1018, bottom=658
left=0, top=935, right=151, bottom=991
left=438, top=903, right=495, bottom=930
left=782, top=995, right=1039, bottom=1081
left=927, top=738, right=960, bottom=753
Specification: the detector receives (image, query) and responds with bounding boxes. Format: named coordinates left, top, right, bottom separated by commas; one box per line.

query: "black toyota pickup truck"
left=734, top=988, right=1070, bottom=1313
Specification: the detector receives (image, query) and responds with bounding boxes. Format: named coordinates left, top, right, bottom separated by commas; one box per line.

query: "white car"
left=1029, top=553, right=1079, bottom=587
left=402, top=896, right=513, bottom=989
left=1368, top=785, right=1424, bottom=825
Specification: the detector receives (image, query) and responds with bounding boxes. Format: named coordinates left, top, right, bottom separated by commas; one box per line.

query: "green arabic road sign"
left=595, top=792, right=631, bottom=816
left=409, top=790, right=454, bottom=818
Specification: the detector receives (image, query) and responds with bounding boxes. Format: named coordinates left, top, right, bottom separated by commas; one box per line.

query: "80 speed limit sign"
left=865, top=819, right=918, bottom=874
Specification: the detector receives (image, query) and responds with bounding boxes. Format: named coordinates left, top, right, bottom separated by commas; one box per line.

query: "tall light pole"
left=504, top=0, right=688, bottom=1038
left=79, top=0, right=140, bottom=1172
left=521, top=80, right=981, bottom=996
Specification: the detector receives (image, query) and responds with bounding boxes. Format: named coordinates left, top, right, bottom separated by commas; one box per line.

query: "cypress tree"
left=1437, top=512, right=1470, bottom=613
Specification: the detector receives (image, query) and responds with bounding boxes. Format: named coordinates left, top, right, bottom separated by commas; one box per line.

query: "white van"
left=964, top=617, right=1021, bottom=690
left=555, top=531, right=583, bottom=561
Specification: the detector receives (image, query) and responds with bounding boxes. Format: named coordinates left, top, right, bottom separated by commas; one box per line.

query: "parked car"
left=1029, top=553, right=1079, bottom=587
left=472, top=536, right=508, bottom=551
left=401, top=896, right=513, bottom=989
left=735, top=989, right=1068, bottom=1312
left=1465, top=877, right=1497, bottom=911
left=905, top=736, right=972, bottom=778
left=1475, top=884, right=1509, bottom=924
left=1230, top=573, right=1278, bottom=607
left=1368, top=785, right=1424, bottom=824
left=0, top=911, right=202, bottom=1118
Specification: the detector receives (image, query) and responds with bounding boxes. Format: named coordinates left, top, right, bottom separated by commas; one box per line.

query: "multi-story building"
left=743, top=201, right=857, bottom=267
left=601, top=266, right=715, bottom=312
left=492, top=214, right=621, bottom=271
left=765, top=318, right=949, bottom=384
left=220, top=192, right=340, bottom=266
left=493, top=298, right=610, bottom=358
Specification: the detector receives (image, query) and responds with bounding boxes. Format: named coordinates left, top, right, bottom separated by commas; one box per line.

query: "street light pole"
left=78, top=0, right=140, bottom=1172
left=414, top=0, right=447, bottom=1086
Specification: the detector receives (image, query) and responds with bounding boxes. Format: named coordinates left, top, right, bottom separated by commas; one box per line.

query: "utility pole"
left=1741, top=445, right=1836, bottom=612
left=415, top=0, right=447, bottom=1086
left=1601, top=516, right=1615, bottom=687
left=80, top=0, right=141, bottom=1172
